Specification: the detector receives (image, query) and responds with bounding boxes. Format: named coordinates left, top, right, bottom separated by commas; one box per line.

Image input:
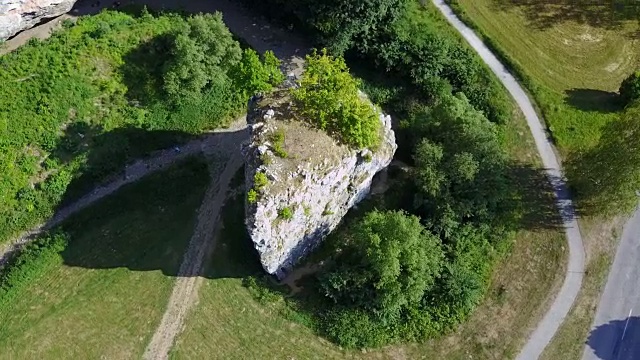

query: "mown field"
left=0, top=158, right=209, bottom=359
left=447, top=0, right=640, bottom=152
left=445, top=0, right=640, bottom=358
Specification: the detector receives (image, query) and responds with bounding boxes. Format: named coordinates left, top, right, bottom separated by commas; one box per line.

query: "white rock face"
left=243, top=92, right=397, bottom=279
left=0, top=0, right=76, bottom=40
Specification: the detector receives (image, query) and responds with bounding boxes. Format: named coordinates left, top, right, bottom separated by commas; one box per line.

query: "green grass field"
left=448, top=0, right=640, bottom=152
left=0, top=158, right=209, bottom=359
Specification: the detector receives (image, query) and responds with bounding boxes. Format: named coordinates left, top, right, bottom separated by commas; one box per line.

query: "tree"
left=411, top=93, right=510, bottom=236
left=620, top=70, right=640, bottom=106
left=306, top=0, right=409, bottom=55
left=320, top=210, right=444, bottom=320
left=568, top=102, right=640, bottom=214
left=162, top=13, right=242, bottom=103
left=229, top=49, right=284, bottom=99
left=291, top=51, right=381, bottom=149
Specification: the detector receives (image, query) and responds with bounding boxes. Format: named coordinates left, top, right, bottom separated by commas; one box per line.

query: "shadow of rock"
left=565, top=89, right=623, bottom=114
left=586, top=316, right=640, bottom=360
left=52, top=126, right=251, bottom=278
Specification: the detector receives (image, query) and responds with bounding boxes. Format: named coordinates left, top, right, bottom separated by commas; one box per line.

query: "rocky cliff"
left=0, top=0, right=75, bottom=40
left=242, top=91, right=397, bottom=279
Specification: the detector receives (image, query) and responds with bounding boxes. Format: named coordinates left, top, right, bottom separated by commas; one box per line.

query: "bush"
left=0, top=232, right=68, bottom=308
left=162, top=13, right=241, bottom=104
left=269, top=129, right=288, bottom=158
left=292, top=51, right=381, bottom=149
left=318, top=210, right=444, bottom=347
left=253, top=172, right=269, bottom=190
left=278, top=206, right=294, bottom=220
left=247, top=188, right=258, bottom=203
left=230, top=49, right=284, bottom=100
left=620, top=70, right=640, bottom=106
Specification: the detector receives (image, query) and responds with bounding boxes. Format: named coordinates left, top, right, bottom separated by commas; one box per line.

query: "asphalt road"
left=582, top=206, right=640, bottom=360
left=430, top=1, right=586, bottom=359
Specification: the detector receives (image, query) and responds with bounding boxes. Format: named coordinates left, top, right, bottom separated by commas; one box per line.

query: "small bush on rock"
left=278, top=207, right=294, bottom=220
left=254, top=172, right=269, bottom=190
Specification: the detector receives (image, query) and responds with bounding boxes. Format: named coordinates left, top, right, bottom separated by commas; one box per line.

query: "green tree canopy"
left=320, top=210, right=444, bottom=319
left=620, top=70, right=640, bottom=106
left=411, top=93, right=510, bottom=236
left=291, top=51, right=381, bottom=149
left=162, top=13, right=242, bottom=103
left=306, top=0, right=408, bottom=54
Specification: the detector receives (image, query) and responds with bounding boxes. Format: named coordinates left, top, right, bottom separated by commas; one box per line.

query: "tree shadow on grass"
left=492, top=0, right=640, bottom=31
left=565, top=89, right=623, bottom=114
left=586, top=316, right=640, bottom=360
left=508, top=163, right=567, bottom=230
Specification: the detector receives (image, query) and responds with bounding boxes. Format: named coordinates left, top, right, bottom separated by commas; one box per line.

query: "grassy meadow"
left=0, top=158, right=209, bottom=358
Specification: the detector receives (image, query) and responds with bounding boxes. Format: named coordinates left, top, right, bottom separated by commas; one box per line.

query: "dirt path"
left=430, top=1, right=586, bottom=359
left=142, top=152, right=243, bottom=360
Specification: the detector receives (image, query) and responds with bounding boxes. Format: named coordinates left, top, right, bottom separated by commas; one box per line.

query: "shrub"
left=162, top=13, right=242, bottom=104
left=291, top=50, right=381, bottom=149
left=0, top=232, right=68, bottom=308
left=230, top=49, right=284, bottom=100
left=254, top=172, right=269, bottom=190
left=247, top=188, right=258, bottom=203
left=620, top=70, right=640, bottom=106
left=278, top=206, right=294, bottom=220
left=269, top=129, right=288, bottom=158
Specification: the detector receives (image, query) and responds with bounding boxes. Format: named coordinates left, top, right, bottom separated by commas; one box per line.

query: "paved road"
left=582, top=207, right=640, bottom=360
left=430, top=1, right=586, bottom=359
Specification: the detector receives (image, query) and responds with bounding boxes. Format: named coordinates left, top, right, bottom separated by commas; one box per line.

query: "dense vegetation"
left=243, top=0, right=512, bottom=125
left=0, top=9, right=281, bottom=243
left=238, top=0, right=531, bottom=349
left=292, top=51, right=381, bottom=149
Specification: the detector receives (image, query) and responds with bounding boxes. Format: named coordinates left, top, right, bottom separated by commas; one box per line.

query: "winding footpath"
left=430, top=1, right=586, bottom=359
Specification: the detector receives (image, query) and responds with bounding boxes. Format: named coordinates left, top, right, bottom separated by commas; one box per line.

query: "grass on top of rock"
left=0, top=8, right=281, bottom=245
left=291, top=51, right=381, bottom=149
left=0, top=157, right=210, bottom=358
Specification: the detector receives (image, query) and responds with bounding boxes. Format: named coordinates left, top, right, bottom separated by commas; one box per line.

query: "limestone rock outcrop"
left=242, top=91, right=397, bottom=279
left=0, top=0, right=76, bottom=40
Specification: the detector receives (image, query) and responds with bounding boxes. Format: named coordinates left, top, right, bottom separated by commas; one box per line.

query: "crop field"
left=0, top=158, right=209, bottom=359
